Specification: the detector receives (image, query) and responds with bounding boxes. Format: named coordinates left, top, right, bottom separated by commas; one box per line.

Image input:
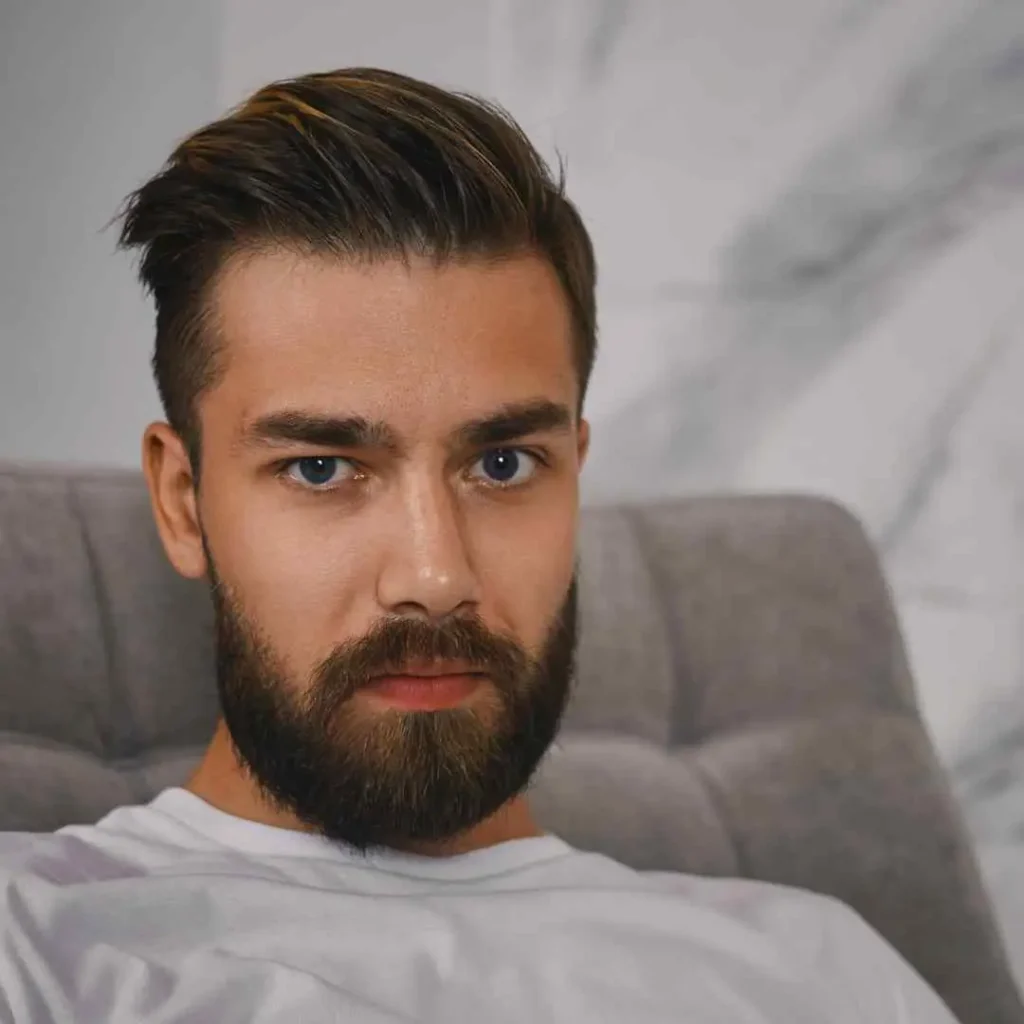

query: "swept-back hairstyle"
left=117, top=67, right=597, bottom=469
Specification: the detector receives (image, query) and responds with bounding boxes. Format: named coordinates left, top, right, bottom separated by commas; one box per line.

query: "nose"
left=375, top=474, right=482, bottom=621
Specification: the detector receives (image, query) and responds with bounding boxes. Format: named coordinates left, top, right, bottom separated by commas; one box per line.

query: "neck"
left=184, top=718, right=546, bottom=857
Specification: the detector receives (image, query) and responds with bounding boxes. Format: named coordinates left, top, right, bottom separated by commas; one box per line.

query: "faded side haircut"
left=116, top=67, right=597, bottom=469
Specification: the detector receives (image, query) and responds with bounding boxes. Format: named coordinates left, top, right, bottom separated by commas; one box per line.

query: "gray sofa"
left=0, top=461, right=1021, bottom=1023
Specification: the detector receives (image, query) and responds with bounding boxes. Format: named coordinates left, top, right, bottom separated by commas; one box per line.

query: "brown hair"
left=117, top=67, right=597, bottom=469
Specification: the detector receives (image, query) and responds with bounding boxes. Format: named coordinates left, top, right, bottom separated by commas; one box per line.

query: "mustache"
left=306, top=613, right=530, bottom=709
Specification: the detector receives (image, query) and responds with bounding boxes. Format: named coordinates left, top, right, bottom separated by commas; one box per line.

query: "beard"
left=207, top=564, right=578, bottom=854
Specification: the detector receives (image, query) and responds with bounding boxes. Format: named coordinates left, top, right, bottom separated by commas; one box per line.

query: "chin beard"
left=208, top=573, right=578, bottom=853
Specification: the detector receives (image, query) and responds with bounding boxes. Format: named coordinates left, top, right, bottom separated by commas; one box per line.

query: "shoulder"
left=643, top=872, right=960, bottom=1022
left=0, top=833, right=49, bottom=877
left=809, top=895, right=960, bottom=1021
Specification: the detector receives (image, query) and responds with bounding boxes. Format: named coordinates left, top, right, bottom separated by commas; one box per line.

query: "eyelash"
left=275, top=447, right=549, bottom=493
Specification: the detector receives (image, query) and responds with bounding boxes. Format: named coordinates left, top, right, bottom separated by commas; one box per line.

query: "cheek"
left=206, top=491, right=371, bottom=666
left=474, top=496, right=578, bottom=643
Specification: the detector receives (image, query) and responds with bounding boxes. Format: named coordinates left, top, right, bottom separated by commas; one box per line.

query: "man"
left=0, top=68, right=959, bottom=1022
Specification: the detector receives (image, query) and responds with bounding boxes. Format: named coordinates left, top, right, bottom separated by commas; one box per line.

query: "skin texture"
left=142, top=249, right=590, bottom=856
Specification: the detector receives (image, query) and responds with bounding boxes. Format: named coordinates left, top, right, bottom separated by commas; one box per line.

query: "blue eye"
left=284, top=457, right=353, bottom=489
left=471, top=449, right=539, bottom=487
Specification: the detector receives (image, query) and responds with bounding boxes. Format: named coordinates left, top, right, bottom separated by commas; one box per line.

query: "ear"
left=576, top=417, right=591, bottom=470
left=141, top=422, right=208, bottom=580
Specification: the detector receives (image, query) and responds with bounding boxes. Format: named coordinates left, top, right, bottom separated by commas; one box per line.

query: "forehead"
left=207, top=249, right=578, bottom=429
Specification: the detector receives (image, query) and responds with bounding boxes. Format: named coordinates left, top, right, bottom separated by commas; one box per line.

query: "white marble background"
left=220, top=0, right=1024, bottom=976
left=498, top=0, right=1024, bottom=772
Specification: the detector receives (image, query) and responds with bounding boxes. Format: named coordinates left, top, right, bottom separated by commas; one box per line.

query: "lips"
left=362, top=669, right=486, bottom=710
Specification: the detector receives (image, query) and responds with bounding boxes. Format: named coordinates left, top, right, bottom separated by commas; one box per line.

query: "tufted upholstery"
left=0, top=461, right=1021, bottom=1023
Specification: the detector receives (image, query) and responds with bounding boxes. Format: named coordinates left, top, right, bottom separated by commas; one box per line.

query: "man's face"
left=191, top=250, right=588, bottom=852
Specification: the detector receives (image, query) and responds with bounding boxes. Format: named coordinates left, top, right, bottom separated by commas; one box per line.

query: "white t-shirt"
left=0, top=789, right=958, bottom=1023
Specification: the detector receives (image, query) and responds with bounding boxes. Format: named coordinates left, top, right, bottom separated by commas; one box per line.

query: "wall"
left=0, top=0, right=219, bottom=466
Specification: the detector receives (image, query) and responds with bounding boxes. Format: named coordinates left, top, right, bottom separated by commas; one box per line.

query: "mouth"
left=362, top=663, right=488, bottom=711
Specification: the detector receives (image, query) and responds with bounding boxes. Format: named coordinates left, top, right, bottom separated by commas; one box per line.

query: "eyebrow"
left=454, top=399, right=573, bottom=448
left=239, top=399, right=573, bottom=455
left=239, top=411, right=400, bottom=453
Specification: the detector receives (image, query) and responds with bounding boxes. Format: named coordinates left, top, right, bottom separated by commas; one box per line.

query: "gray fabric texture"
left=0, top=461, right=1020, bottom=1024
